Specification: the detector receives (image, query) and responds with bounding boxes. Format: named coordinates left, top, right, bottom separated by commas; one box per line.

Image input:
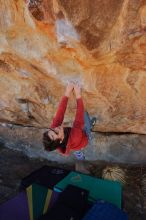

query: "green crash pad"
left=26, top=184, right=52, bottom=220
left=54, top=171, right=122, bottom=208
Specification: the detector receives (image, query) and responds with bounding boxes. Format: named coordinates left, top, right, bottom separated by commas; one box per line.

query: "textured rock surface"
left=1, top=123, right=146, bottom=163
left=0, top=0, right=146, bottom=134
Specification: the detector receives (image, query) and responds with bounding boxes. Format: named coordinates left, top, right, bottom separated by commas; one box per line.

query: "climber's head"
left=43, top=127, right=71, bottom=152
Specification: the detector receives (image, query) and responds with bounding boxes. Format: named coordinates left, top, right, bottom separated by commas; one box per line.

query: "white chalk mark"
left=55, top=19, right=79, bottom=45
left=17, top=68, right=31, bottom=78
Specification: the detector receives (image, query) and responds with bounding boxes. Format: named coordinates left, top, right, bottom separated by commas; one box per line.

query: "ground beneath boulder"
left=0, top=145, right=145, bottom=220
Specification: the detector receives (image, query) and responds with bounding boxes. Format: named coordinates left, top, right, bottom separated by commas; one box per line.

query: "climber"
left=43, top=82, right=96, bottom=159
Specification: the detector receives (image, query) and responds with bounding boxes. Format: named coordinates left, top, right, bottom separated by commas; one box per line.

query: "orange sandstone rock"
left=0, top=0, right=146, bottom=134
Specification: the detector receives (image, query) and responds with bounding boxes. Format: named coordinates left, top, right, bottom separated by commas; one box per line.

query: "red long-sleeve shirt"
left=50, top=96, right=88, bottom=155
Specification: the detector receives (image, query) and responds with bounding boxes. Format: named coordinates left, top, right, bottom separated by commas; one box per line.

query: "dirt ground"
left=0, top=145, right=145, bottom=220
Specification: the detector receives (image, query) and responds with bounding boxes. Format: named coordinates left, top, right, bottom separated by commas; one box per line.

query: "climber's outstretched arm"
left=72, top=83, right=84, bottom=129
left=51, top=82, right=74, bottom=128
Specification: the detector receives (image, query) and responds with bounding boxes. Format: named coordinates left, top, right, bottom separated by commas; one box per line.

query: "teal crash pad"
left=26, top=183, right=52, bottom=220
left=54, top=171, right=122, bottom=208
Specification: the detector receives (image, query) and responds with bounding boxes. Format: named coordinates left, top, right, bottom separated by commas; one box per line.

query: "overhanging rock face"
left=0, top=0, right=146, bottom=163
left=0, top=0, right=146, bottom=133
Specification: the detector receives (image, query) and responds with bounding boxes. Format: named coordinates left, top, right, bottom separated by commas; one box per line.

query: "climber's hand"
left=74, top=83, right=81, bottom=99
left=65, top=82, right=74, bottom=97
